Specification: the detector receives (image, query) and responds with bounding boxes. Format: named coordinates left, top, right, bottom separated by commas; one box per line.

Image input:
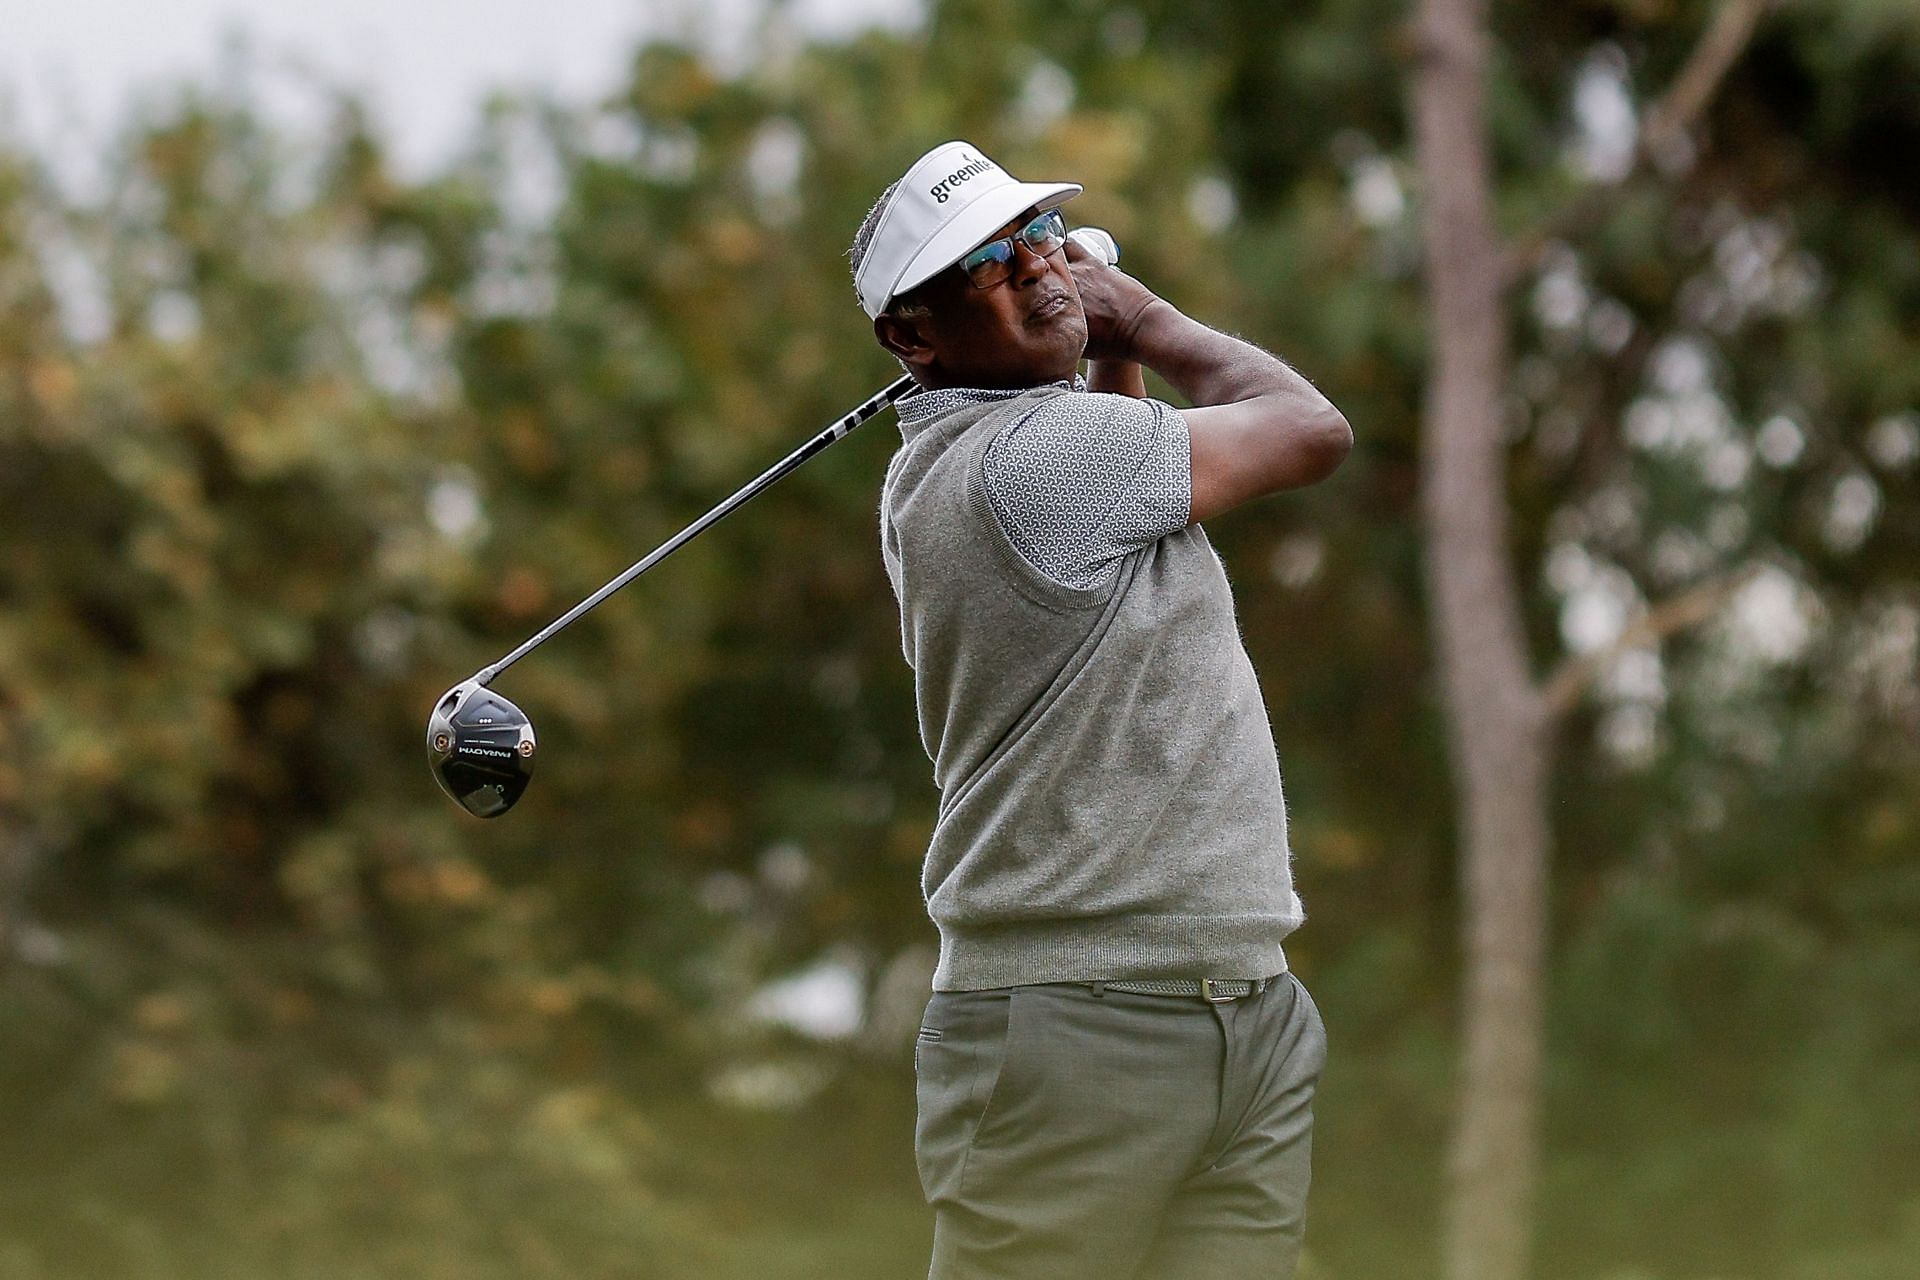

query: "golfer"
left=852, top=141, right=1350, bottom=1279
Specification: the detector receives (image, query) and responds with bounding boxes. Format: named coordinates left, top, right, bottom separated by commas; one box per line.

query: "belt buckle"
left=1199, top=978, right=1236, bottom=1005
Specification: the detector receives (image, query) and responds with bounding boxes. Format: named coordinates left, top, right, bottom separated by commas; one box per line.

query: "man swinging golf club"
left=853, top=141, right=1350, bottom=1279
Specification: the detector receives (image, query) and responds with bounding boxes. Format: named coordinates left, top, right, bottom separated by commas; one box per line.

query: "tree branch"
left=1642, top=0, right=1776, bottom=169
left=1505, top=0, right=1781, bottom=282
left=1542, top=564, right=1764, bottom=719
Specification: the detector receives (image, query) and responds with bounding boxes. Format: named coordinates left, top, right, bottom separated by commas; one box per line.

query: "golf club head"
left=427, top=680, right=536, bottom=818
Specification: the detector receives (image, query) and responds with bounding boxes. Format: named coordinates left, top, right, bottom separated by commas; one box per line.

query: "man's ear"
left=874, top=309, right=936, bottom=370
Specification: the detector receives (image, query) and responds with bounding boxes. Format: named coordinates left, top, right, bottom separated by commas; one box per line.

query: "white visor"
left=856, top=141, right=1081, bottom=319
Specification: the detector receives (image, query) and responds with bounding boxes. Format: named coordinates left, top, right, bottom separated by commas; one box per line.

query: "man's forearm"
left=1126, top=301, right=1318, bottom=413
left=1086, top=358, right=1146, bottom=398
left=1119, top=299, right=1352, bottom=515
left=1071, top=258, right=1349, bottom=516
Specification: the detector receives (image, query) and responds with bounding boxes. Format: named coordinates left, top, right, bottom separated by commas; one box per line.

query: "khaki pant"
left=915, top=972, right=1327, bottom=1279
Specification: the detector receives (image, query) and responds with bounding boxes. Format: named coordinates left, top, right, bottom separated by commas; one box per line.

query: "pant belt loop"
left=1089, top=980, right=1106, bottom=998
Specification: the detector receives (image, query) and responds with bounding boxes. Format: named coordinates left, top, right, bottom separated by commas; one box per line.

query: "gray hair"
left=849, top=181, right=930, bottom=320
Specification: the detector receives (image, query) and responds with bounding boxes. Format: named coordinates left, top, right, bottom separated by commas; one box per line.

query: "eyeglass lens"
left=961, top=210, right=1067, bottom=289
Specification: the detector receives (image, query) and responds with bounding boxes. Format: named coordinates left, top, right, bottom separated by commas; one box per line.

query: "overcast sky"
left=1, top=0, right=916, bottom=181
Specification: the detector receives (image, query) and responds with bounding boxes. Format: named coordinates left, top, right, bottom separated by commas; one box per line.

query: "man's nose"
left=1010, top=239, right=1052, bottom=287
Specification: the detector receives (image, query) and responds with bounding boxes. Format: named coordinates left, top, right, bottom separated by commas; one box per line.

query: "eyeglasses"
left=957, top=209, right=1067, bottom=290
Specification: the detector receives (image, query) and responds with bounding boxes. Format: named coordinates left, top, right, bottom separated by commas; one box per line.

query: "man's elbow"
left=1293, top=405, right=1352, bottom=486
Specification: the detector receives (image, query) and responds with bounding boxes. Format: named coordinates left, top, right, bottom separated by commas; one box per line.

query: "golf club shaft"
left=474, top=374, right=916, bottom=686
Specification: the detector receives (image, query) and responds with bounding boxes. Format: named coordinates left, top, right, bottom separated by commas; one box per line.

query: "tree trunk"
left=0, top=828, right=35, bottom=976
left=1409, top=2, right=1554, bottom=1279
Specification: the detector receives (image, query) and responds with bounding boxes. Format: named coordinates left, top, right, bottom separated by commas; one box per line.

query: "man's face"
left=879, top=208, right=1089, bottom=389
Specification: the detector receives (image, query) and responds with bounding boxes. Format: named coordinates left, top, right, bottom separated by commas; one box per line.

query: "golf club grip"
left=1067, top=227, right=1119, bottom=265
left=474, top=374, right=917, bottom=685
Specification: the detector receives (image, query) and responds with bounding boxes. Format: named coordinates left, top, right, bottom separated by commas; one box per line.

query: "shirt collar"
left=896, top=375, right=1087, bottom=434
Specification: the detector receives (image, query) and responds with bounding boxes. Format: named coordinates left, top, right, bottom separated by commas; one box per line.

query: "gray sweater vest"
left=880, top=385, right=1303, bottom=990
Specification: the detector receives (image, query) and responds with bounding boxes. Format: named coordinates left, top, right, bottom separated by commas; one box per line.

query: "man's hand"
left=1066, top=239, right=1163, bottom=363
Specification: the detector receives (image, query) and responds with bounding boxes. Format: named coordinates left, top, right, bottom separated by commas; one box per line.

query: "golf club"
left=428, top=226, right=1121, bottom=818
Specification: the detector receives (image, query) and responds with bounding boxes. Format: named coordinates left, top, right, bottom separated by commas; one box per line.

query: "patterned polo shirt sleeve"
left=981, top=392, right=1193, bottom=591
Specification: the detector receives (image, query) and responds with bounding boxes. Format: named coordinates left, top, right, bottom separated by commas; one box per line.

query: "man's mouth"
left=1027, top=292, right=1071, bottom=325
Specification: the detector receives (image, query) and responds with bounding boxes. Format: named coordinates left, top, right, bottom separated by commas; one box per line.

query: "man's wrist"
left=1117, top=297, right=1180, bottom=364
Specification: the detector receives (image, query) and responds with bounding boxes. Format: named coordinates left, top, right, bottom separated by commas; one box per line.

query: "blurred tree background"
left=1, top=0, right=1916, bottom=1276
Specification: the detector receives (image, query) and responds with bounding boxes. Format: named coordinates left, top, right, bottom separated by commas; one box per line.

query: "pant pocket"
left=914, top=988, right=1015, bottom=1205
